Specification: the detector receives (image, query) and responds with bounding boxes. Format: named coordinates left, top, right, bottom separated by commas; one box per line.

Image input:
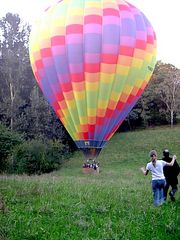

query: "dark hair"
left=163, top=149, right=169, bottom=157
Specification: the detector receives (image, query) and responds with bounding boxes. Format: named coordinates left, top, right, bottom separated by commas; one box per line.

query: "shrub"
left=0, top=124, right=22, bottom=172
left=11, top=139, right=68, bottom=175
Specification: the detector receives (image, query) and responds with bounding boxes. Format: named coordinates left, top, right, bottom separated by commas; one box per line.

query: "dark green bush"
left=0, top=124, right=23, bottom=172
left=11, top=139, right=68, bottom=175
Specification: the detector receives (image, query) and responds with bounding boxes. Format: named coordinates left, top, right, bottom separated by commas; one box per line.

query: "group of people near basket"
left=83, top=159, right=99, bottom=171
left=141, top=149, right=179, bottom=206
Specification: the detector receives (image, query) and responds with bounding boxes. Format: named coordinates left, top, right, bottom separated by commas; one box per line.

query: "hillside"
left=0, top=126, right=180, bottom=240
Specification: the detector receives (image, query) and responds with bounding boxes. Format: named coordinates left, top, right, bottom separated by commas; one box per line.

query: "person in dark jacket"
left=163, top=149, right=180, bottom=201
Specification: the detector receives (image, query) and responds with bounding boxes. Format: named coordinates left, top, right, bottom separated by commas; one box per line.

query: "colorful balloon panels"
left=29, top=0, right=157, bottom=159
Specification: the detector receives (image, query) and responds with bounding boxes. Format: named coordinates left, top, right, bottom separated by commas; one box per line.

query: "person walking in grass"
left=140, top=150, right=176, bottom=207
left=162, top=149, right=180, bottom=201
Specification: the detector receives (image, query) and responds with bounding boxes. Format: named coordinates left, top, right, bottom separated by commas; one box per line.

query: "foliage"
left=0, top=124, right=73, bottom=175
left=153, top=62, right=180, bottom=126
left=0, top=13, right=76, bottom=152
left=0, top=13, right=33, bottom=130
left=0, top=124, right=22, bottom=172
left=0, top=126, right=179, bottom=240
left=124, top=61, right=180, bottom=129
left=10, top=139, right=69, bottom=175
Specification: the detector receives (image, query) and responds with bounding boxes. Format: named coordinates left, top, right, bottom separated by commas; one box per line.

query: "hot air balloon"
left=29, top=0, right=157, bottom=161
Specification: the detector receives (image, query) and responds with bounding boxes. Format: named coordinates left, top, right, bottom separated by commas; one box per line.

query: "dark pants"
left=164, top=181, right=178, bottom=200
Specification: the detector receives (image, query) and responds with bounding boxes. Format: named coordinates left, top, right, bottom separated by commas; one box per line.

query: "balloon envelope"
left=29, top=0, right=157, bottom=159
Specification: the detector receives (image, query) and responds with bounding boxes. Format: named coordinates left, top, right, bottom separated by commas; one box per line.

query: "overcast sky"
left=0, top=0, right=179, bottom=69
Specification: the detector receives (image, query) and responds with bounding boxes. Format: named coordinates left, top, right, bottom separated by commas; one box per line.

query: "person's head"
left=163, top=149, right=170, bottom=158
left=149, top=150, right=157, bottom=162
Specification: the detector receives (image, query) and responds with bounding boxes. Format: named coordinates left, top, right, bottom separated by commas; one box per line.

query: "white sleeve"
left=146, top=163, right=150, bottom=170
left=161, top=160, right=167, bottom=167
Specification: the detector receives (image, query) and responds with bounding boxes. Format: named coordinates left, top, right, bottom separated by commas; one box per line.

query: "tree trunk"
left=141, top=99, right=148, bottom=127
left=170, top=110, right=174, bottom=128
left=127, top=117, right=132, bottom=131
left=9, top=82, right=15, bottom=130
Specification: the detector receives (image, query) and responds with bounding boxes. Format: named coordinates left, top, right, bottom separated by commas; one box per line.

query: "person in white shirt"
left=141, top=150, right=176, bottom=206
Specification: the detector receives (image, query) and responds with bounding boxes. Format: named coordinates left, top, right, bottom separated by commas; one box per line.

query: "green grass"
left=0, top=126, right=180, bottom=240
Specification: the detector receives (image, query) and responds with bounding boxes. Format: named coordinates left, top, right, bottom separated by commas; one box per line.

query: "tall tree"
left=153, top=62, right=180, bottom=127
left=0, top=13, right=32, bottom=130
left=124, top=61, right=180, bottom=129
left=0, top=13, right=76, bottom=151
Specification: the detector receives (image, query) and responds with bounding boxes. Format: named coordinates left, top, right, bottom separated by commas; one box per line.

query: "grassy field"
left=0, top=126, right=180, bottom=240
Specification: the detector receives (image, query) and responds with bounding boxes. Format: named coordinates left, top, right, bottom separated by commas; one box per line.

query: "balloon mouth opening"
left=80, top=148, right=102, bottom=160
left=74, top=140, right=107, bottom=160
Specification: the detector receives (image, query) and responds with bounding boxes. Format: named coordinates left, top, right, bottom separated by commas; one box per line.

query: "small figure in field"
left=82, top=159, right=100, bottom=173
left=141, top=150, right=176, bottom=207
left=162, top=149, right=180, bottom=201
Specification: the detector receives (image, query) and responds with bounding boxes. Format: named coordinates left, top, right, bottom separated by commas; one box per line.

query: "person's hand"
left=140, top=167, right=148, bottom=175
left=140, top=167, right=145, bottom=173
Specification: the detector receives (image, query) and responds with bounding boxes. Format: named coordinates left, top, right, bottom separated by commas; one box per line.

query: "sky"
left=0, top=0, right=180, bottom=69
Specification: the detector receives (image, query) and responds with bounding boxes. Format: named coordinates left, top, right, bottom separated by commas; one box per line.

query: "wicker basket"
left=82, top=167, right=99, bottom=174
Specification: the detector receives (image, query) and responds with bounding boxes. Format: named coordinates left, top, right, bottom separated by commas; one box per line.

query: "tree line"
left=0, top=13, right=78, bottom=141
left=123, top=61, right=180, bottom=130
left=0, top=13, right=180, bottom=173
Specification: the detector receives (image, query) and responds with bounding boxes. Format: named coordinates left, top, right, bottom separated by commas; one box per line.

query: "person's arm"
left=140, top=167, right=149, bottom=175
left=165, top=155, right=176, bottom=166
